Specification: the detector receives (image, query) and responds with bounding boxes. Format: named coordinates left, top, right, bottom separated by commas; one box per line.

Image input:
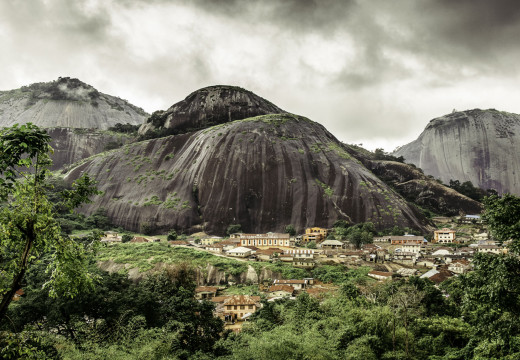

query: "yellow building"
left=301, top=227, right=328, bottom=243
left=222, top=295, right=261, bottom=323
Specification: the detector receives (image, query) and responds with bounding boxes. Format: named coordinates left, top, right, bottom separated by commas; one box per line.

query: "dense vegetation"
left=447, top=179, right=491, bottom=202
left=2, top=123, right=520, bottom=359
left=4, top=249, right=520, bottom=359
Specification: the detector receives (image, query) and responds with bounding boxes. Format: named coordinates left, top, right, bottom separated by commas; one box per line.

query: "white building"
left=226, top=247, right=253, bottom=258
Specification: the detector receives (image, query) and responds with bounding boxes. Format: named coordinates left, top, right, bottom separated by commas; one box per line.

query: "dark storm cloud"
left=0, top=0, right=112, bottom=43
left=409, top=0, right=520, bottom=65
left=2, top=0, right=520, bottom=151
left=172, top=0, right=520, bottom=84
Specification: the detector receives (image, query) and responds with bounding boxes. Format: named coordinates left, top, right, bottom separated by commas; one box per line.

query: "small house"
left=368, top=270, right=393, bottom=281
left=226, top=247, right=253, bottom=258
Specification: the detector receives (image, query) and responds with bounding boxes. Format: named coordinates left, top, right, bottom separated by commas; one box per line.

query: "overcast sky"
left=1, top=0, right=520, bottom=151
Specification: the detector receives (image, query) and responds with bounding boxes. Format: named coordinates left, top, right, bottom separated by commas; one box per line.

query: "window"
left=240, top=305, right=245, bottom=310
left=249, top=305, right=254, bottom=309
left=234, top=305, right=237, bottom=310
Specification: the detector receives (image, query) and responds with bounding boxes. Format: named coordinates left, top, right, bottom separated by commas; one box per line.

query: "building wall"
left=225, top=304, right=257, bottom=321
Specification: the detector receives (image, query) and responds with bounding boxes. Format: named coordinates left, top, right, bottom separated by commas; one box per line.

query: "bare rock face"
left=64, top=113, right=430, bottom=235
left=47, top=128, right=134, bottom=171
left=138, top=85, right=284, bottom=136
left=393, top=109, right=520, bottom=195
left=367, top=161, right=483, bottom=216
left=0, top=77, right=148, bottom=130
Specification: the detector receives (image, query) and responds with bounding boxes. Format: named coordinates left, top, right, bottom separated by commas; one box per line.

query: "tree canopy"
left=0, top=123, right=100, bottom=324
left=483, top=194, right=520, bottom=253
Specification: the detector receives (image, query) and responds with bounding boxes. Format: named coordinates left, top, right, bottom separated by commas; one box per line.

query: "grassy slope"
left=96, top=242, right=310, bottom=278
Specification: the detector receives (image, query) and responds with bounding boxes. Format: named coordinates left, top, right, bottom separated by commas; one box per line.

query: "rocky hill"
left=138, top=85, right=284, bottom=137
left=342, top=145, right=484, bottom=216
left=64, top=113, right=431, bottom=235
left=393, top=109, right=520, bottom=195
left=0, top=77, right=148, bottom=130
left=47, top=128, right=135, bottom=171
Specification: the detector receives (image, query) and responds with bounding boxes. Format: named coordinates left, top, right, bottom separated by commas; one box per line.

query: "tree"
left=333, top=219, right=350, bottom=229
left=0, top=123, right=100, bottom=324
left=85, top=207, right=111, bottom=230
left=306, top=241, right=317, bottom=249
left=284, top=224, right=296, bottom=236
left=483, top=194, right=520, bottom=253
left=167, top=230, right=178, bottom=241
left=122, top=233, right=133, bottom=243
left=226, top=224, right=242, bottom=235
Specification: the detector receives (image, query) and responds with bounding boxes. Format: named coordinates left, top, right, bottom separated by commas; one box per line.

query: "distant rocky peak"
left=21, top=77, right=100, bottom=102
left=139, top=84, right=285, bottom=137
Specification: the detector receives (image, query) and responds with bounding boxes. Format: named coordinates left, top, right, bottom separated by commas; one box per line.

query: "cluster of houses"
left=194, top=277, right=332, bottom=332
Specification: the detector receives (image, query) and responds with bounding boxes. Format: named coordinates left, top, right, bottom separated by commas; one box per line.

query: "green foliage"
left=284, top=224, right=296, bottom=236
left=333, top=219, right=350, bottom=229
left=448, top=179, right=487, bottom=202
left=0, top=123, right=99, bottom=325
left=167, top=230, right=178, bottom=241
left=226, top=224, right=242, bottom=235
left=459, top=253, right=520, bottom=350
left=104, top=140, right=123, bottom=151
left=5, top=263, right=223, bottom=359
left=483, top=194, right=520, bottom=252
left=306, top=240, right=317, bottom=249
left=108, top=122, right=140, bottom=134
left=122, top=233, right=133, bottom=243
left=333, top=222, right=376, bottom=248
left=373, top=148, right=405, bottom=162
left=86, top=207, right=112, bottom=230
left=140, top=222, right=156, bottom=236
left=311, top=265, right=364, bottom=285
left=143, top=195, right=163, bottom=206
left=315, top=179, right=334, bottom=197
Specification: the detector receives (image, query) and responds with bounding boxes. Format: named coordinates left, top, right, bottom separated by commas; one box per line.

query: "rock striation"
left=138, top=85, right=284, bottom=136
left=0, top=77, right=148, bottom=130
left=64, top=113, right=430, bottom=235
left=366, top=160, right=483, bottom=216
left=393, top=109, right=520, bottom=195
left=47, top=128, right=135, bottom=171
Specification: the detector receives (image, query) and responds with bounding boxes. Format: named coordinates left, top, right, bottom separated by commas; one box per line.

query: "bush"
left=122, top=234, right=133, bottom=243
left=285, top=224, right=296, bottom=236
left=140, top=222, right=155, bottom=235
left=85, top=208, right=111, bottom=230
left=167, top=230, right=178, bottom=241
left=226, top=224, right=242, bottom=235
left=104, top=141, right=122, bottom=151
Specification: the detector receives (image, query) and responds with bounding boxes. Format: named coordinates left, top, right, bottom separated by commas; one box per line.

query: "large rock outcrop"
left=47, top=128, right=135, bottom=171
left=393, top=109, right=520, bottom=195
left=64, top=113, right=431, bottom=235
left=366, top=161, right=483, bottom=216
left=138, top=85, right=284, bottom=136
left=0, top=77, right=148, bottom=130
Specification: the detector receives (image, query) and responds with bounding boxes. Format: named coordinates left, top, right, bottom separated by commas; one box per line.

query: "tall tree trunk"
left=0, top=222, right=34, bottom=324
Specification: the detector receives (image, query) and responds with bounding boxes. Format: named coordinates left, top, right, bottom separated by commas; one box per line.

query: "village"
left=99, top=213, right=506, bottom=332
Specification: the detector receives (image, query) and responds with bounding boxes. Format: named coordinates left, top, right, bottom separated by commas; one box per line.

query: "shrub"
left=226, top=224, right=242, bottom=235
left=140, top=222, right=155, bottom=235
left=122, top=234, right=133, bottom=243
left=285, top=224, right=296, bottom=236
left=167, top=230, right=178, bottom=241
